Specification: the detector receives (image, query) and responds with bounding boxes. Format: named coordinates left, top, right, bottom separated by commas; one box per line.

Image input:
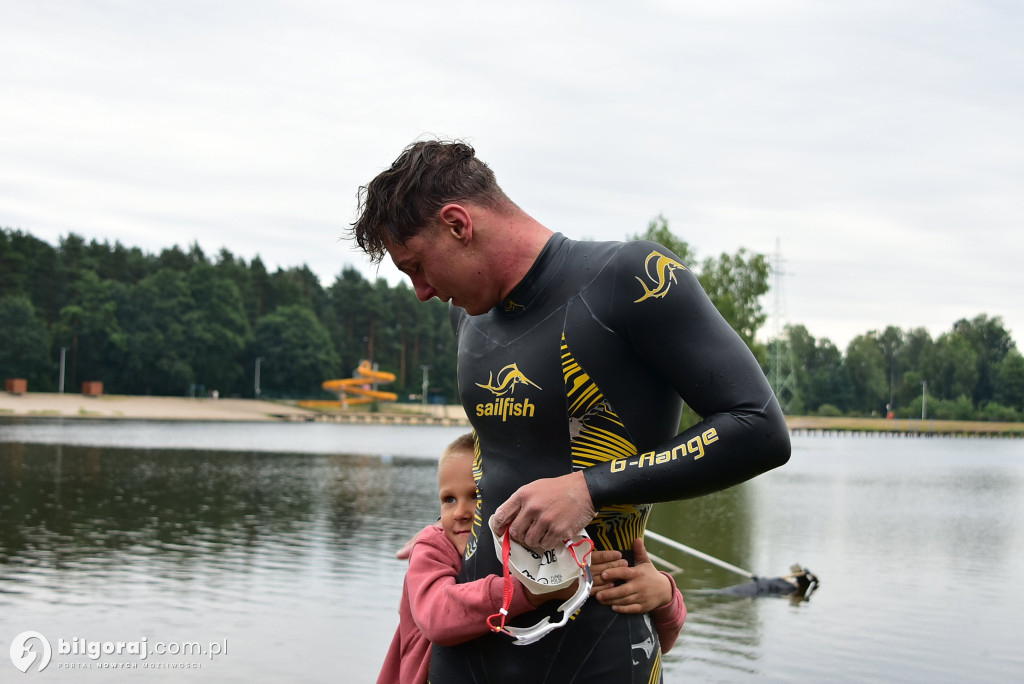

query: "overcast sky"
left=2, top=0, right=1021, bottom=349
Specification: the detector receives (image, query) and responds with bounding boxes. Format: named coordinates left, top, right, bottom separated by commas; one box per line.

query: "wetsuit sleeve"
left=582, top=241, right=790, bottom=507
left=406, top=527, right=534, bottom=646
left=651, top=572, right=686, bottom=654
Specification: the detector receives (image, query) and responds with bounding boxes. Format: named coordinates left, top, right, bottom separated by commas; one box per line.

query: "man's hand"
left=594, top=537, right=673, bottom=614
left=492, top=471, right=596, bottom=550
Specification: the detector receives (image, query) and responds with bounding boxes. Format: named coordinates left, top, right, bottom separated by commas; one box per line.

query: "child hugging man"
left=378, top=434, right=686, bottom=684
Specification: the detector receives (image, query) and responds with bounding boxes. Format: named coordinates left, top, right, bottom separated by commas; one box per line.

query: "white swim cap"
left=489, top=515, right=592, bottom=594
left=488, top=515, right=594, bottom=645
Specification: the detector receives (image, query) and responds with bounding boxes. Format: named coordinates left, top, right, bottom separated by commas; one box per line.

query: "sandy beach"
left=0, top=391, right=321, bottom=422
left=2, top=391, right=1018, bottom=434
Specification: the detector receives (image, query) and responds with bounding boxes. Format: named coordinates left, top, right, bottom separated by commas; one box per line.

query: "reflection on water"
left=1, top=437, right=443, bottom=682
left=1, top=424, right=1023, bottom=682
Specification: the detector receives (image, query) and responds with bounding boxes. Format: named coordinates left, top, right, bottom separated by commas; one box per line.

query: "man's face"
left=387, top=228, right=494, bottom=315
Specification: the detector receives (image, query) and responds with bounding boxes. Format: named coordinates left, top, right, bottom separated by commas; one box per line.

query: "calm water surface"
left=1, top=419, right=1022, bottom=682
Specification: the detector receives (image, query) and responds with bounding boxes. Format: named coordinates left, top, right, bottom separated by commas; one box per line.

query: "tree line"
left=2, top=223, right=1021, bottom=421
left=768, top=316, right=1024, bottom=422
left=0, top=228, right=456, bottom=402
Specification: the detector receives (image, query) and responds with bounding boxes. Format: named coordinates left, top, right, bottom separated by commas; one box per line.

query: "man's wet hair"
left=350, top=140, right=512, bottom=264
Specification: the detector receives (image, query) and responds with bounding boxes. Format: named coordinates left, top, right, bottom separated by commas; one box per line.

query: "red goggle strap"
left=487, top=528, right=515, bottom=634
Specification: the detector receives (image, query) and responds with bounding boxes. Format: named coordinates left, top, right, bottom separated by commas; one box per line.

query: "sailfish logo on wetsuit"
left=474, top=363, right=540, bottom=420
left=634, top=250, right=687, bottom=303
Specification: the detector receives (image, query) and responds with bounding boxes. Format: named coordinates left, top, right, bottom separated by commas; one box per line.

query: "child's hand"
left=589, top=548, right=628, bottom=594
left=593, top=537, right=672, bottom=614
left=396, top=523, right=442, bottom=559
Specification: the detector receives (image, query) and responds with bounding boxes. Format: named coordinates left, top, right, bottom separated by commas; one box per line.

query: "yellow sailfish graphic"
left=634, top=250, right=687, bottom=303
left=475, top=363, right=542, bottom=396
left=502, top=298, right=525, bottom=313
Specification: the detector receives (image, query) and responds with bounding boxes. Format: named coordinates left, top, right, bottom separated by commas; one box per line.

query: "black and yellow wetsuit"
left=429, top=233, right=790, bottom=683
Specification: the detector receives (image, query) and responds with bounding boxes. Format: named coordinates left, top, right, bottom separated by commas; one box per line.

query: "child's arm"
left=648, top=571, right=686, bottom=653
left=592, top=537, right=687, bottom=653
left=404, top=526, right=538, bottom=646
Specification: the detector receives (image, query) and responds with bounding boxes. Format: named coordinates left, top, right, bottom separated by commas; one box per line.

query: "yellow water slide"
left=320, top=360, right=399, bottom=406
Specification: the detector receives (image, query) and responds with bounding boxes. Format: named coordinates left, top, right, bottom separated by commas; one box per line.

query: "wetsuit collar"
left=498, top=233, right=569, bottom=316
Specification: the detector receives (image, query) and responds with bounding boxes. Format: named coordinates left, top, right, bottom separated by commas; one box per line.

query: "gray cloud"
left=2, top=0, right=1021, bottom=348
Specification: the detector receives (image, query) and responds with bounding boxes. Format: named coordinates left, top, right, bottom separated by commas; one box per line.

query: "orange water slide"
left=321, top=360, right=398, bottom=405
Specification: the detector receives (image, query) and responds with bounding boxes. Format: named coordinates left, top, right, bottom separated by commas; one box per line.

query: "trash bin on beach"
left=5, top=378, right=27, bottom=395
left=82, top=381, right=104, bottom=397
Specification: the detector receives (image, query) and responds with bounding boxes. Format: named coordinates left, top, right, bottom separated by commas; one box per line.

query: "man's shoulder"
left=564, top=237, right=678, bottom=270
left=561, top=238, right=690, bottom=294
left=554, top=237, right=635, bottom=278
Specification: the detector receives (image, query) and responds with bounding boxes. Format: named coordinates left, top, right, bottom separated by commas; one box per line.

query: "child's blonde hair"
left=439, top=432, right=475, bottom=468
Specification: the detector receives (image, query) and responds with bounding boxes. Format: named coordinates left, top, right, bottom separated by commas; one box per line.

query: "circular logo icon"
left=10, top=631, right=52, bottom=673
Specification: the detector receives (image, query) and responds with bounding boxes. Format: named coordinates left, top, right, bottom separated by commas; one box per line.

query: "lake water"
left=1, top=419, right=1022, bottom=682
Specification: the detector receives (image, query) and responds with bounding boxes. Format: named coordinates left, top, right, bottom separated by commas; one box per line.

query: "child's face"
left=438, top=449, right=477, bottom=555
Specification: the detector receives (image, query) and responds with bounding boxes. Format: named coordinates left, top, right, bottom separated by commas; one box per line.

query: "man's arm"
left=583, top=241, right=790, bottom=508
left=495, top=241, right=789, bottom=549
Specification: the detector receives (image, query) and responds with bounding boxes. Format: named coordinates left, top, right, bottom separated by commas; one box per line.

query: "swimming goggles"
left=487, top=517, right=594, bottom=646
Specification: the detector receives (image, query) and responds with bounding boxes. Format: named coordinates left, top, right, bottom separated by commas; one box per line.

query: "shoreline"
left=0, top=391, right=471, bottom=425
left=0, top=391, right=323, bottom=422
left=1, top=392, right=1021, bottom=436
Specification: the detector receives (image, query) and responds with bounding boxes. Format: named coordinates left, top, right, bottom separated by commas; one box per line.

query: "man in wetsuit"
left=350, top=139, right=790, bottom=683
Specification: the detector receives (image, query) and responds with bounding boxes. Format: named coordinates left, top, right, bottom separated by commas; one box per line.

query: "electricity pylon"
left=769, top=239, right=797, bottom=413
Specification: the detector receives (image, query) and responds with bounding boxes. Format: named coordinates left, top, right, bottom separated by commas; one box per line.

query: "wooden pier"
left=785, top=416, right=1024, bottom=438
left=290, top=402, right=471, bottom=427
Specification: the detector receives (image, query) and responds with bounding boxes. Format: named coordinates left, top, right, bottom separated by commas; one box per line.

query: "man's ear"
left=439, top=204, right=473, bottom=244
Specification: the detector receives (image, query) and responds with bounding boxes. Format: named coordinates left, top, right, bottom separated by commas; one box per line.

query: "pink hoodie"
left=376, top=525, right=686, bottom=684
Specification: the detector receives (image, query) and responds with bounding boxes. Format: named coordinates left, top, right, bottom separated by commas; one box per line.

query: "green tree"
left=57, top=270, right=126, bottom=389
left=253, top=305, right=340, bottom=396
left=420, top=296, right=459, bottom=402
left=630, top=215, right=697, bottom=265
left=182, top=263, right=251, bottom=395
left=326, top=267, right=378, bottom=376
left=783, top=324, right=849, bottom=414
left=118, top=268, right=196, bottom=395
left=156, top=245, right=192, bottom=272
left=1, top=230, right=60, bottom=322
left=930, top=394, right=975, bottom=420
left=216, top=248, right=259, bottom=324
left=845, top=333, right=888, bottom=415
left=994, top=349, right=1024, bottom=411
left=267, top=265, right=328, bottom=315
left=893, top=328, right=933, bottom=410
left=877, top=326, right=904, bottom=413
left=698, top=249, right=770, bottom=362
left=87, top=239, right=149, bottom=284
left=924, top=332, right=979, bottom=403
left=951, top=314, right=1015, bottom=406
left=249, top=256, right=271, bottom=319
left=0, top=294, right=53, bottom=389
